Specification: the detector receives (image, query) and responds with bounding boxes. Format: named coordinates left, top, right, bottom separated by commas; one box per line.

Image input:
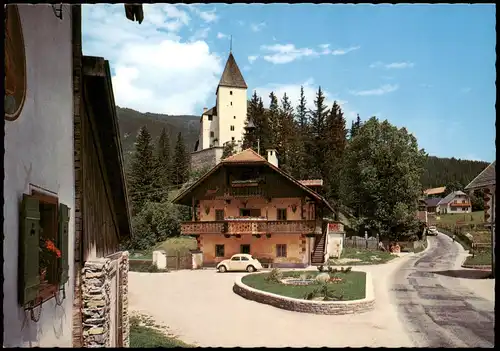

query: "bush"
left=317, top=265, right=325, bottom=272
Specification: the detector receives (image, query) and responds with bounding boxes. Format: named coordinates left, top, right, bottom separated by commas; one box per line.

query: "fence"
left=344, top=236, right=379, bottom=249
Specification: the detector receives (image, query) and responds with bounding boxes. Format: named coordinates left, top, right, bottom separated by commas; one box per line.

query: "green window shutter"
left=58, top=203, right=70, bottom=285
left=19, top=194, right=40, bottom=305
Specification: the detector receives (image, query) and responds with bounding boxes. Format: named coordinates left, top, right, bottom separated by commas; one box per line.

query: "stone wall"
left=233, top=272, right=375, bottom=315
left=191, top=147, right=223, bottom=171
left=81, top=253, right=130, bottom=347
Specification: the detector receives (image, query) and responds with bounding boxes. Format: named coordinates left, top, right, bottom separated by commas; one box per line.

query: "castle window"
left=232, top=137, right=235, bottom=141
left=210, top=131, right=214, bottom=137
left=208, top=115, right=213, bottom=121
left=234, top=116, right=236, bottom=119
left=230, top=125, right=235, bottom=131
left=230, top=101, right=232, bottom=106
left=230, top=91, right=233, bottom=95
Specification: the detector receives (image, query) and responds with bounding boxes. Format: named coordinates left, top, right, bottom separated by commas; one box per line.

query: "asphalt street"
left=392, top=233, right=495, bottom=348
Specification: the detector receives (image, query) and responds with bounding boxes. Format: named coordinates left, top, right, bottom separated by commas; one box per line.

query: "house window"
left=232, top=137, right=235, bottom=141
left=277, top=208, right=287, bottom=221
left=215, top=245, right=225, bottom=257
left=215, top=209, right=224, bottom=221
left=230, top=101, right=232, bottom=106
left=210, top=131, right=214, bottom=137
left=240, top=244, right=251, bottom=254
left=230, top=91, right=233, bottom=95
left=234, top=116, right=236, bottom=119
left=240, top=208, right=261, bottom=217
left=208, top=115, right=213, bottom=121
left=276, top=244, right=287, bottom=257
left=462, top=200, right=466, bottom=203
left=451, top=207, right=457, bottom=211
left=230, top=125, right=235, bottom=131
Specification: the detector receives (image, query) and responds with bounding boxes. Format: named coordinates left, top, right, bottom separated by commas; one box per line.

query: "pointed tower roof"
left=218, top=53, right=248, bottom=90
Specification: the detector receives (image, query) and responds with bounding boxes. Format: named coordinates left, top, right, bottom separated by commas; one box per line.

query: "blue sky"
left=82, top=4, right=496, bottom=162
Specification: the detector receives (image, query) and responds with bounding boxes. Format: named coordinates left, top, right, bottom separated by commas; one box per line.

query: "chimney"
left=266, top=149, right=278, bottom=168
left=203, top=107, right=208, bottom=114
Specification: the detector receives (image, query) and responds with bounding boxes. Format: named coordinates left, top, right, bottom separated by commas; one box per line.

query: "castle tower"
left=215, top=52, right=248, bottom=149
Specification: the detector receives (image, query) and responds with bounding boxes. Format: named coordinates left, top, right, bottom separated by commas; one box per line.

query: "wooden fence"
left=344, top=236, right=379, bottom=249
left=129, top=251, right=192, bottom=271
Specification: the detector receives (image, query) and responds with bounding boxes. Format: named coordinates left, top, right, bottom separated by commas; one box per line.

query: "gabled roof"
left=222, top=148, right=266, bottom=163
left=425, top=198, right=442, bottom=207
left=173, top=148, right=334, bottom=213
left=217, top=53, right=247, bottom=90
left=465, top=161, right=496, bottom=190
left=437, top=191, right=467, bottom=206
left=424, top=186, right=446, bottom=196
left=203, top=106, right=217, bottom=116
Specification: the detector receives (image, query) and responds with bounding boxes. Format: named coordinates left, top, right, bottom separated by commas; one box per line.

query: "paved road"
left=393, top=233, right=495, bottom=348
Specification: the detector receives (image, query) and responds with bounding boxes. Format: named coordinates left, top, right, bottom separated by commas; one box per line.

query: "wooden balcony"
left=181, top=220, right=317, bottom=235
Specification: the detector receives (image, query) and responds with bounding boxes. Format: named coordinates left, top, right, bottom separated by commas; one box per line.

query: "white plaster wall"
left=216, top=86, right=247, bottom=147
left=3, top=5, right=74, bottom=347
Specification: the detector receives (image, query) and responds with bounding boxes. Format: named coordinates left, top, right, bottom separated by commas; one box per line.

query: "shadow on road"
left=432, top=269, right=493, bottom=280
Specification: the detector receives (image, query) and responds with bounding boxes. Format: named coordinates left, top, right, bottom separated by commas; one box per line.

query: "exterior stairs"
left=311, top=232, right=326, bottom=265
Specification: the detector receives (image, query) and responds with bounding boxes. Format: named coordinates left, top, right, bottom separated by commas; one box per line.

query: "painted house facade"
left=3, top=4, right=142, bottom=347
left=191, top=52, right=248, bottom=170
left=465, top=161, right=496, bottom=274
left=436, top=191, right=472, bottom=214
left=174, top=149, right=336, bottom=267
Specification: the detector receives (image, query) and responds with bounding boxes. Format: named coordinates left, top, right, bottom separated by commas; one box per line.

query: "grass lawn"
left=241, top=270, right=366, bottom=300
left=464, top=249, right=493, bottom=266
left=130, top=315, right=194, bottom=348
left=433, top=211, right=485, bottom=226
left=329, top=247, right=396, bottom=266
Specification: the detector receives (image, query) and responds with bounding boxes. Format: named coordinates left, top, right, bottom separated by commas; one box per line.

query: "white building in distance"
left=191, top=52, right=248, bottom=170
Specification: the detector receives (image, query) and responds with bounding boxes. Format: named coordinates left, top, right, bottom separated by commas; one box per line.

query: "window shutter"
left=58, top=203, right=70, bottom=285
left=19, top=194, right=40, bottom=305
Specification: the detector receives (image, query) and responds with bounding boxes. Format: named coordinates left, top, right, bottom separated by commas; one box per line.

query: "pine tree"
left=350, top=114, right=362, bottom=139
left=308, top=86, right=330, bottom=179
left=171, top=132, right=189, bottom=186
left=267, top=91, right=280, bottom=150
left=324, top=101, right=348, bottom=217
left=221, top=140, right=238, bottom=160
left=128, top=125, right=156, bottom=215
left=243, top=91, right=271, bottom=156
left=279, top=93, right=305, bottom=177
left=243, top=92, right=260, bottom=150
left=156, top=127, right=172, bottom=189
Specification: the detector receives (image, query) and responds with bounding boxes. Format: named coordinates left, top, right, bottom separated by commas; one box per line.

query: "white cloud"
left=190, top=6, right=218, bottom=23
left=82, top=4, right=223, bottom=115
left=349, top=84, right=399, bottom=96
left=250, top=22, right=266, bottom=32
left=190, top=27, right=210, bottom=41
left=370, top=61, right=415, bottom=69
left=253, top=78, right=357, bottom=122
left=261, top=43, right=359, bottom=64
left=248, top=55, right=259, bottom=64
left=217, top=32, right=229, bottom=39
left=331, top=46, right=360, bottom=55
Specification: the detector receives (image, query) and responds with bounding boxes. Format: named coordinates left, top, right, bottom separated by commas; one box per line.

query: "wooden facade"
left=174, top=149, right=333, bottom=267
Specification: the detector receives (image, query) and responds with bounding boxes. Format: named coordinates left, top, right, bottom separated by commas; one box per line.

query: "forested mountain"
left=116, top=106, right=490, bottom=189
left=420, top=156, right=489, bottom=189
left=116, top=106, right=199, bottom=168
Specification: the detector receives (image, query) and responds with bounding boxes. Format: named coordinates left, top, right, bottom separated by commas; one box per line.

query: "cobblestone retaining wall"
left=233, top=272, right=375, bottom=315
left=81, top=252, right=130, bottom=347
left=82, top=259, right=111, bottom=347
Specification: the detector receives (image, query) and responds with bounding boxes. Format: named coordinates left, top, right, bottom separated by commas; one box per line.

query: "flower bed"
left=234, top=270, right=374, bottom=315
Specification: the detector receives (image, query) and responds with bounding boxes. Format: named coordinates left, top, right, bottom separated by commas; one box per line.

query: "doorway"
left=240, top=244, right=251, bottom=254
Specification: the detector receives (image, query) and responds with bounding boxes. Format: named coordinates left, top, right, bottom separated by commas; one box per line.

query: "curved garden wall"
left=233, top=271, right=375, bottom=315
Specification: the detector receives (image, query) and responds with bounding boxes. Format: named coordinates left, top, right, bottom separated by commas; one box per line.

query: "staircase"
left=311, top=233, right=326, bottom=265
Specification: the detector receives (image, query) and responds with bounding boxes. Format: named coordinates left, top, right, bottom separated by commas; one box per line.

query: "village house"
left=425, top=197, right=442, bottom=213
left=3, top=4, right=143, bottom=347
left=465, top=160, right=496, bottom=275
left=436, top=191, right=472, bottom=214
left=173, top=148, right=340, bottom=267
left=423, top=186, right=447, bottom=198
left=191, top=51, right=249, bottom=170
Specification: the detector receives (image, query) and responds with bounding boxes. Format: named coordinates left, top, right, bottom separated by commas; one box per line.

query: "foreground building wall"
left=3, top=5, right=74, bottom=347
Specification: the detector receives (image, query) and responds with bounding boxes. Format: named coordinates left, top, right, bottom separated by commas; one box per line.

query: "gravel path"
left=128, top=256, right=415, bottom=347
left=392, top=233, right=495, bottom=348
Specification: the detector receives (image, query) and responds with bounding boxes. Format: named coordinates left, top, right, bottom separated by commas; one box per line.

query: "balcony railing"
left=181, top=220, right=317, bottom=235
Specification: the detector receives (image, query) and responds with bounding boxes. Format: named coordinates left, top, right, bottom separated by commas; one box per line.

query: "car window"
left=241, top=256, right=249, bottom=261
left=231, top=256, right=240, bottom=261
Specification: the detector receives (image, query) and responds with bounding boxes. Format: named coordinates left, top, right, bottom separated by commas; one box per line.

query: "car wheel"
left=218, top=265, right=227, bottom=273
left=247, top=265, right=256, bottom=273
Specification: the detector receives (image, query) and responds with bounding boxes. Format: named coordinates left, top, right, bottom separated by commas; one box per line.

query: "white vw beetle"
left=216, top=254, right=263, bottom=273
